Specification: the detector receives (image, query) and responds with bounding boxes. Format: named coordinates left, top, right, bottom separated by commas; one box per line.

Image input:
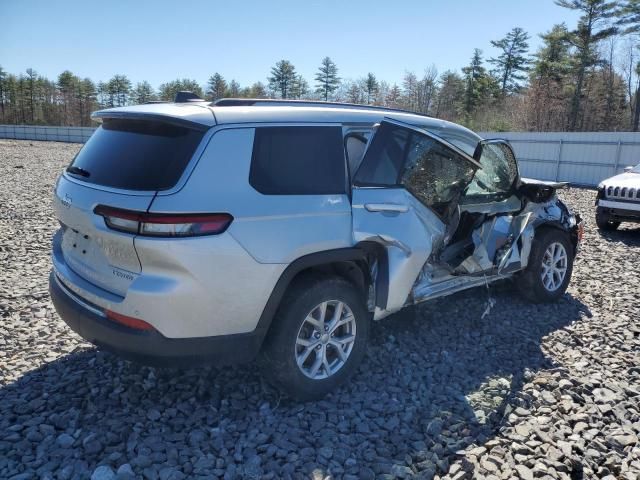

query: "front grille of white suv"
left=606, top=185, right=640, bottom=201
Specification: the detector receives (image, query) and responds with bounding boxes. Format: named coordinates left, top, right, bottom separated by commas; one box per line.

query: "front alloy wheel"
left=516, top=228, right=574, bottom=303
left=540, top=242, right=568, bottom=292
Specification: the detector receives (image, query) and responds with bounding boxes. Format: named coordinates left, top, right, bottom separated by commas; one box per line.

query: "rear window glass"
left=67, top=118, right=204, bottom=191
left=249, top=126, right=346, bottom=195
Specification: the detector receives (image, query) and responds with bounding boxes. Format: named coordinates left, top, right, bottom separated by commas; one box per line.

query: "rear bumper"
left=597, top=200, right=640, bottom=223
left=49, top=271, right=263, bottom=367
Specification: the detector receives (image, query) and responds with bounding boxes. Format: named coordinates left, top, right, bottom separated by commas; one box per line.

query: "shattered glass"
left=465, top=142, right=518, bottom=199
left=401, top=135, right=476, bottom=217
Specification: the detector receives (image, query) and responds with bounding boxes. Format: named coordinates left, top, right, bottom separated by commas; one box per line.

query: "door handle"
left=364, top=203, right=409, bottom=213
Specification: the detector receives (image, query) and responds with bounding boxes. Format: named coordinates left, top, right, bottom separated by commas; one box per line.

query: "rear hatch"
left=53, top=116, right=206, bottom=296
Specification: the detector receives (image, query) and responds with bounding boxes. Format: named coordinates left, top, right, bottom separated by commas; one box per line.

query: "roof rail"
left=212, top=98, right=431, bottom=118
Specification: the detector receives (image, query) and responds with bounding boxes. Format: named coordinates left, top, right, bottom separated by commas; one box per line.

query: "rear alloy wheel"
left=516, top=228, right=574, bottom=303
left=260, top=276, right=369, bottom=401
left=295, top=300, right=357, bottom=380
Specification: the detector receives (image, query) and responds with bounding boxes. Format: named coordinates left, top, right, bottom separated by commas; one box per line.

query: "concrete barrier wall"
left=0, top=125, right=95, bottom=143
left=3, top=125, right=639, bottom=186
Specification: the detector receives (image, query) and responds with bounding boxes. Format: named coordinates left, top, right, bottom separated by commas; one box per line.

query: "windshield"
left=631, top=163, right=640, bottom=173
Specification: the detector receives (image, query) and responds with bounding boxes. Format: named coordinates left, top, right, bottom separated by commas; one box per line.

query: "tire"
left=595, top=207, right=620, bottom=231
left=516, top=227, right=574, bottom=303
left=260, top=275, right=369, bottom=401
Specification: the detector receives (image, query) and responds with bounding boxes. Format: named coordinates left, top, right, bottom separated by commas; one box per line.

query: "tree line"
left=3, top=0, right=640, bottom=132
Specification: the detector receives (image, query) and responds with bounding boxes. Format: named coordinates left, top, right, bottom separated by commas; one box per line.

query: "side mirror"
left=624, top=166, right=633, bottom=173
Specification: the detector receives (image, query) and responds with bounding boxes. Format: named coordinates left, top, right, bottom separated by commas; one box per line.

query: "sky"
left=1, top=0, right=581, bottom=89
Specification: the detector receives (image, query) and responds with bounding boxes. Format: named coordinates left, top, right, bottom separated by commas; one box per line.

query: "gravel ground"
left=0, top=139, right=639, bottom=480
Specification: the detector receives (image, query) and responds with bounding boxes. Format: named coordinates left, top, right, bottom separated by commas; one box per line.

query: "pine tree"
left=0, top=66, right=7, bottom=121
left=290, top=75, right=309, bottom=99
left=5, top=74, right=19, bottom=124
left=268, top=60, right=296, bottom=99
left=385, top=84, right=402, bottom=108
left=533, top=24, right=572, bottom=81
left=206, top=73, right=227, bottom=101
left=25, top=68, right=38, bottom=123
left=107, top=75, right=132, bottom=107
left=417, top=66, right=439, bottom=114
left=489, top=27, right=531, bottom=95
left=462, top=49, right=497, bottom=119
left=158, top=79, right=203, bottom=101
left=96, top=81, right=109, bottom=108
left=57, top=71, right=78, bottom=124
left=402, top=72, right=419, bottom=110
left=315, top=57, right=340, bottom=101
left=617, top=0, right=640, bottom=32
left=435, top=71, right=465, bottom=121
left=364, top=73, right=379, bottom=104
left=77, top=78, right=97, bottom=126
left=616, top=0, right=640, bottom=129
left=227, top=79, right=240, bottom=97
left=528, top=24, right=573, bottom=130
left=247, top=82, right=268, bottom=98
left=133, top=81, right=156, bottom=104
left=555, top=0, right=618, bottom=130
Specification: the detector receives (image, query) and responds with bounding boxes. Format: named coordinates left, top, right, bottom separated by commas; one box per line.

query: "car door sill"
left=411, top=273, right=510, bottom=305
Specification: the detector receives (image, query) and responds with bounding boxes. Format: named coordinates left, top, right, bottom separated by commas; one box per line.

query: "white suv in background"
left=50, top=96, right=583, bottom=400
left=596, top=163, right=640, bottom=230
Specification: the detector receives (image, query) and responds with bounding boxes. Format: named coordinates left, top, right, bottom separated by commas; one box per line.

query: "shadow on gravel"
left=598, top=226, right=640, bottom=247
left=0, top=284, right=592, bottom=479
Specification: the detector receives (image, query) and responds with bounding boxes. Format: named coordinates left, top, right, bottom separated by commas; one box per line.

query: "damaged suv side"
left=49, top=100, right=583, bottom=400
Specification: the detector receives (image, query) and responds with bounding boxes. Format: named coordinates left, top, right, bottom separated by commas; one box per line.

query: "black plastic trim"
left=50, top=271, right=261, bottom=367
left=254, top=248, right=370, bottom=333
left=597, top=205, right=640, bottom=222
left=91, top=111, right=211, bottom=132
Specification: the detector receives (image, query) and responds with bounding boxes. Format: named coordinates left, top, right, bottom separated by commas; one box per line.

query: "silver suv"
left=50, top=97, right=584, bottom=400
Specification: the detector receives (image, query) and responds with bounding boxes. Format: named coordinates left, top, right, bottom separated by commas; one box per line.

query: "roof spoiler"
left=174, top=91, right=205, bottom=103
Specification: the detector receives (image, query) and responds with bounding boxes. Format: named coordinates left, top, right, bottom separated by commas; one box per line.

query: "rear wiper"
left=66, top=166, right=91, bottom=177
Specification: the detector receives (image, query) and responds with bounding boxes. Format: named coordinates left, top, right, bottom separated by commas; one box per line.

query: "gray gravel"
left=1, top=139, right=639, bottom=480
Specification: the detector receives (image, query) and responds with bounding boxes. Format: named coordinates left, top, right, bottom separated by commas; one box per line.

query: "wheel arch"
left=254, top=244, right=388, bottom=345
left=533, top=219, right=579, bottom=253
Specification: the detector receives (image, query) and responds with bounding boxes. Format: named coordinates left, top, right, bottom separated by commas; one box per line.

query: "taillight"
left=577, top=221, right=585, bottom=243
left=106, top=309, right=155, bottom=331
left=94, top=206, right=233, bottom=237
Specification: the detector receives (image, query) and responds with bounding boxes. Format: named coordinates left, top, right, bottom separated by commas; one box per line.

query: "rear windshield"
left=67, top=118, right=205, bottom=191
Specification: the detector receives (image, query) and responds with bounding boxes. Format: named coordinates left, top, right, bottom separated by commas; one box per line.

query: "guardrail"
left=2, top=125, right=638, bottom=186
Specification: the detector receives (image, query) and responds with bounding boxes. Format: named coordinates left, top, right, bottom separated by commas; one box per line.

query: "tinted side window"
left=401, top=134, right=477, bottom=217
left=69, top=119, right=204, bottom=191
left=250, top=126, right=346, bottom=195
left=353, top=122, right=409, bottom=186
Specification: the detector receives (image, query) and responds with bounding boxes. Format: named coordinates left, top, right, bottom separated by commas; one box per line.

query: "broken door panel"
left=352, top=186, right=446, bottom=318
left=352, top=119, right=480, bottom=319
